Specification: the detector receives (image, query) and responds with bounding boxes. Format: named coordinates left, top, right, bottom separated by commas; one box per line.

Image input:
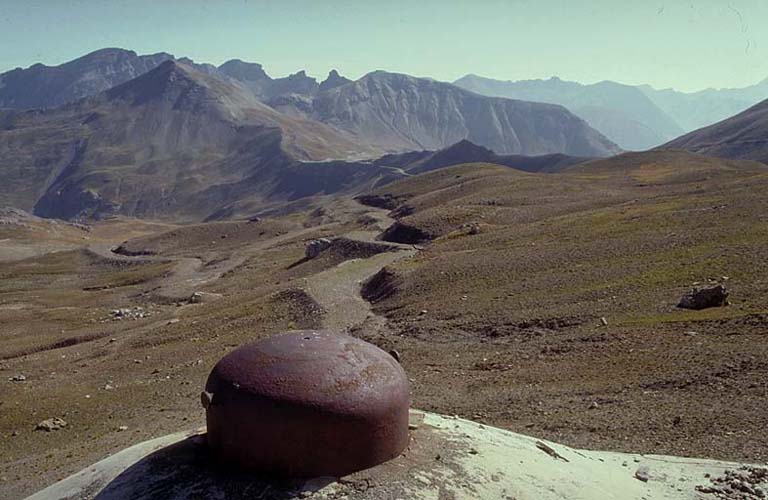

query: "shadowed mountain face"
left=454, top=74, right=684, bottom=151
left=372, top=139, right=590, bottom=175
left=0, top=62, right=382, bottom=221
left=0, top=49, right=621, bottom=221
left=661, top=98, right=768, bottom=164
left=280, top=71, right=621, bottom=157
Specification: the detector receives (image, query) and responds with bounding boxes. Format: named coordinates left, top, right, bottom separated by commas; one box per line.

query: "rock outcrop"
left=294, top=71, right=621, bottom=157
left=305, top=238, right=333, bottom=259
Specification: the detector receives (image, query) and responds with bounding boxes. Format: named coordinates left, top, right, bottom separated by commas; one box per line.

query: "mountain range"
left=454, top=74, right=768, bottom=151
left=2, top=47, right=767, bottom=222
left=0, top=61, right=378, bottom=219
left=639, top=78, right=768, bottom=133
left=0, top=49, right=620, bottom=221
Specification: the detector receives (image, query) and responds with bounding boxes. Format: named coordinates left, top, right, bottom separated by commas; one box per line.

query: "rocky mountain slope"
left=0, top=50, right=623, bottom=221
left=661, top=98, right=768, bottom=164
left=454, top=74, right=684, bottom=150
left=0, top=49, right=338, bottom=110
left=0, top=58, right=607, bottom=223
left=1, top=49, right=620, bottom=158
left=278, top=71, right=621, bottom=157
left=0, top=61, right=382, bottom=221
left=0, top=48, right=175, bottom=110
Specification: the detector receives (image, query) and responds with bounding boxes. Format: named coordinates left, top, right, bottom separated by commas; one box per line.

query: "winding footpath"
left=304, top=202, right=416, bottom=334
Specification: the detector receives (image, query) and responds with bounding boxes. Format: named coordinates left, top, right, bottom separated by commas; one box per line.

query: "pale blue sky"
left=0, top=0, right=766, bottom=92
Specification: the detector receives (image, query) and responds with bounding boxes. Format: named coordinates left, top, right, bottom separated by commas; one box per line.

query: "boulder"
left=678, top=284, right=729, bottom=310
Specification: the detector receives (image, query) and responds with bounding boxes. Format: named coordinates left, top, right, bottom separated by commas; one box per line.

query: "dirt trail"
left=88, top=223, right=335, bottom=301
left=304, top=202, right=416, bottom=333
left=83, top=199, right=410, bottom=323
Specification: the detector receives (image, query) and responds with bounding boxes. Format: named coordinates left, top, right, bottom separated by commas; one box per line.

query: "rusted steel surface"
left=203, top=330, right=410, bottom=477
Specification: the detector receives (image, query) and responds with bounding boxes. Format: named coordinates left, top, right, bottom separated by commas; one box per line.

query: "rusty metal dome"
left=202, top=330, right=410, bottom=477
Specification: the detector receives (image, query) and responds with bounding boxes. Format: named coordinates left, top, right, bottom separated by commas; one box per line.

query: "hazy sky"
left=1, top=0, right=766, bottom=92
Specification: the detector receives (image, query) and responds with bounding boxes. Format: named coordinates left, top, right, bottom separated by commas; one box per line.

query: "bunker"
left=202, top=330, right=410, bottom=477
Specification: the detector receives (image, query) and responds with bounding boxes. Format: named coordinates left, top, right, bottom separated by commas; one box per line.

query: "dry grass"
left=360, top=151, right=768, bottom=463
left=2, top=150, right=768, bottom=497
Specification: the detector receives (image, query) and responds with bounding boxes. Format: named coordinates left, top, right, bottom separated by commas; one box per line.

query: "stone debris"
left=8, top=374, right=26, bottom=382
left=635, top=465, right=651, bottom=482
left=117, top=426, right=128, bottom=432
left=305, top=238, right=333, bottom=259
left=188, top=292, right=222, bottom=304
left=600, top=317, right=608, bottom=326
left=678, top=284, right=729, bottom=310
left=696, top=466, right=768, bottom=498
left=110, top=307, right=150, bottom=321
left=388, top=349, right=401, bottom=362
left=35, top=417, right=67, bottom=432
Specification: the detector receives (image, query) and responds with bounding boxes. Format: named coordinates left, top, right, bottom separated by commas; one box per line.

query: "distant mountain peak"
left=427, top=139, right=497, bottom=165
left=75, top=47, right=139, bottom=60
left=320, top=69, right=352, bottom=91
left=0, top=48, right=176, bottom=110
left=452, top=73, right=685, bottom=150
left=308, top=71, right=619, bottom=157
left=445, top=139, right=494, bottom=155
left=267, top=70, right=319, bottom=97
left=360, top=70, right=423, bottom=85
left=218, top=59, right=270, bottom=82
left=104, top=60, right=213, bottom=106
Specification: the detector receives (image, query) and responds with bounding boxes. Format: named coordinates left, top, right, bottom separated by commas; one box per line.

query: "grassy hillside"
left=360, top=150, right=768, bottom=460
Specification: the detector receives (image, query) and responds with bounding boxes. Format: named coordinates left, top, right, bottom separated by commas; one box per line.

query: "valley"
left=2, top=150, right=767, bottom=498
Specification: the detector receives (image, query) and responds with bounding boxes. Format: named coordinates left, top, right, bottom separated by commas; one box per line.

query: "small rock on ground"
left=35, top=417, right=67, bottom=432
